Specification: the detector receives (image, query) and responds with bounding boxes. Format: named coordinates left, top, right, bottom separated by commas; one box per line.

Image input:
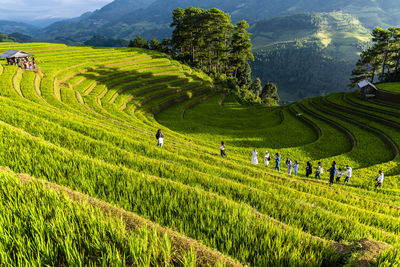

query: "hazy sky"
left=0, top=0, right=113, bottom=21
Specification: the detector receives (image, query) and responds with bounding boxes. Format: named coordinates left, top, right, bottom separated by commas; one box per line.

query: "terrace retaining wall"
left=376, top=90, right=400, bottom=103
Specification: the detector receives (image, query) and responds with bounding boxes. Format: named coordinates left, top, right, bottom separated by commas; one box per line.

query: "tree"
left=349, top=26, right=400, bottom=85
left=349, top=47, right=382, bottom=86
left=169, top=7, right=267, bottom=105
left=236, top=62, right=252, bottom=88
left=161, top=38, right=172, bottom=54
left=149, top=37, right=161, bottom=51
left=129, top=35, right=149, bottom=49
left=230, top=20, right=254, bottom=78
left=372, top=27, right=392, bottom=80
left=260, top=82, right=280, bottom=105
left=249, top=78, right=262, bottom=96
left=389, top=27, right=400, bottom=80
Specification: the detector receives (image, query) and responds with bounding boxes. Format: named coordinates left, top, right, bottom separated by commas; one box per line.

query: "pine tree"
left=230, top=20, right=254, bottom=78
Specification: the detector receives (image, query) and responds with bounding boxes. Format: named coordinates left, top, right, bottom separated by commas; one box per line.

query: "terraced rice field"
left=0, top=42, right=399, bottom=266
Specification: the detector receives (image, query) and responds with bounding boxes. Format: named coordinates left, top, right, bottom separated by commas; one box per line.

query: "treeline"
left=128, top=7, right=279, bottom=105
left=350, top=27, right=400, bottom=86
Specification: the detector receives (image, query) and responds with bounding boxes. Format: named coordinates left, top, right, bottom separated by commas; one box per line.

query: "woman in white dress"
left=251, top=148, right=258, bottom=164
left=264, top=151, right=270, bottom=167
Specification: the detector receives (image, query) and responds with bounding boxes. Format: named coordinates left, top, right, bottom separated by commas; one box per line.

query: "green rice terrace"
left=1, top=42, right=400, bottom=266
left=377, top=82, right=400, bottom=94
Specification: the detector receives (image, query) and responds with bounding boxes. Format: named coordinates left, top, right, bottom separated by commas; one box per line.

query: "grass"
left=0, top=42, right=399, bottom=265
left=377, top=82, right=400, bottom=94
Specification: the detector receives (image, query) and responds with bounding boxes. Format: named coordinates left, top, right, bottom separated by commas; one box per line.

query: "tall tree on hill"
left=372, top=27, right=392, bottom=80
left=203, top=8, right=232, bottom=74
left=389, top=27, right=400, bottom=79
left=349, top=47, right=382, bottom=86
left=169, top=7, right=267, bottom=105
left=171, top=8, right=254, bottom=78
left=350, top=26, right=400, bottom=85
left=230, top=20, right=254, bottom=78
left=236, top=62, right=252, bottom=88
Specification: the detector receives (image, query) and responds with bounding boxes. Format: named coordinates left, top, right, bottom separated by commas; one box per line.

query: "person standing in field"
left=156, top=129, right=164, bottom=147
left=328, top=161, right=337, bottom=186
left=315, top=162, right=323, bottom=179
left=336, top=168, right=342, bottom=182
left=306, top=161, right=312, bottom=177
left=343, top=165, right=352, bottom=183
left=264, top=151, right=271, bottom=167
left=286, top=158, right=293, bottom=175
left=375, top=170, right=384, bottom=188
left=293, top=161, right=299, bottom=176
left=220, top=141, right=227, bottom=157
left=251, top=149, right=258, bottom=164
left=275, top=153, right=281, bottom=171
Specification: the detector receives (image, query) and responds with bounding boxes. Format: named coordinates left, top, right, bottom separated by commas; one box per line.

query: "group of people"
left=7, top=57, right=36, bottom=70
left=221, top=144, right=385, bottom=188
left=155, top=133, right=385, bottom=188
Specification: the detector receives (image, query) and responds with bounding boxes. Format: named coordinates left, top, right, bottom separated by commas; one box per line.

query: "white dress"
left=251, top=151, right=258, bottom=164
left=264, top=153, right=270, bottom=166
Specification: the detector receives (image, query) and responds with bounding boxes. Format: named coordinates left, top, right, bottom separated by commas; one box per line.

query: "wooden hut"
left=358, top=80, right=378, bottom=98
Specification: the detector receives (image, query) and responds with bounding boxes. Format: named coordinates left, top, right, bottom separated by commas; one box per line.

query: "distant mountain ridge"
left=0, top=21, right=39, bottom=36
left=37, top=0, right=400, bottom=41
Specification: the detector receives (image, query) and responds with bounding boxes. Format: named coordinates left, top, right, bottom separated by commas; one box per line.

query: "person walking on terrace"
left=220, top=141, right=227, bottom=157
left=275, top=153, right=281, bottom=171
left=315, top=162, right=323, bottom=179
left=375, top=170, right=384, bottom=188
left=286, top=158, right=293, bottom=175
left=293, top=161, right=299, bottom=176
left=156, top=129, right=164, bottom=147
left=251, top=149, right=258, bottom=164
left=343, top=165, right=352, bottom=183
left=306, top=161, right=312, bottom=177
left=328, top=161, right=337, bottom=186
left=336, top=168, right=343, bottom=182
left=265, top=151, right=271, bottom=167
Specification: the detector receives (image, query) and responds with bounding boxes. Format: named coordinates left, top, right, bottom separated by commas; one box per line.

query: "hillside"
left=38, top=0, right=400, bottom=41
left=0, top=43, right=399, bottom=265
left=250, top=12, right=370, bottom=101
left=0, top=33, right=17, bottom=42
left=0, top=20, right=38, bottom=36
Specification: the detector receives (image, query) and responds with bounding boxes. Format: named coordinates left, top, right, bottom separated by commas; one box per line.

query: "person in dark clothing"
left=155, top=129, right=164, bottom=147
left=328, top=161, right=337, bottom=186
left=306, top=161, right=312, bottom=177
left=219, top=141, right=227, bottom=157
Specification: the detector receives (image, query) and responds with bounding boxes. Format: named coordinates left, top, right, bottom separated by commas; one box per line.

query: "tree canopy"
left=350, top=26, right=400, bottom=86
left=128, top=7, right=280, bottom=106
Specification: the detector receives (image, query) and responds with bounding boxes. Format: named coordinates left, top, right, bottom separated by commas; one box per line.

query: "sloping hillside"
left=0, top=43, right=399, bottom=265
left=251, top=12, right=370, bottom=101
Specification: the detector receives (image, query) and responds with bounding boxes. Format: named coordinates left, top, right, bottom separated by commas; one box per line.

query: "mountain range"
left=36, top=0, right=400, bottom=41
left=1, top=0, right=400, bottom=100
